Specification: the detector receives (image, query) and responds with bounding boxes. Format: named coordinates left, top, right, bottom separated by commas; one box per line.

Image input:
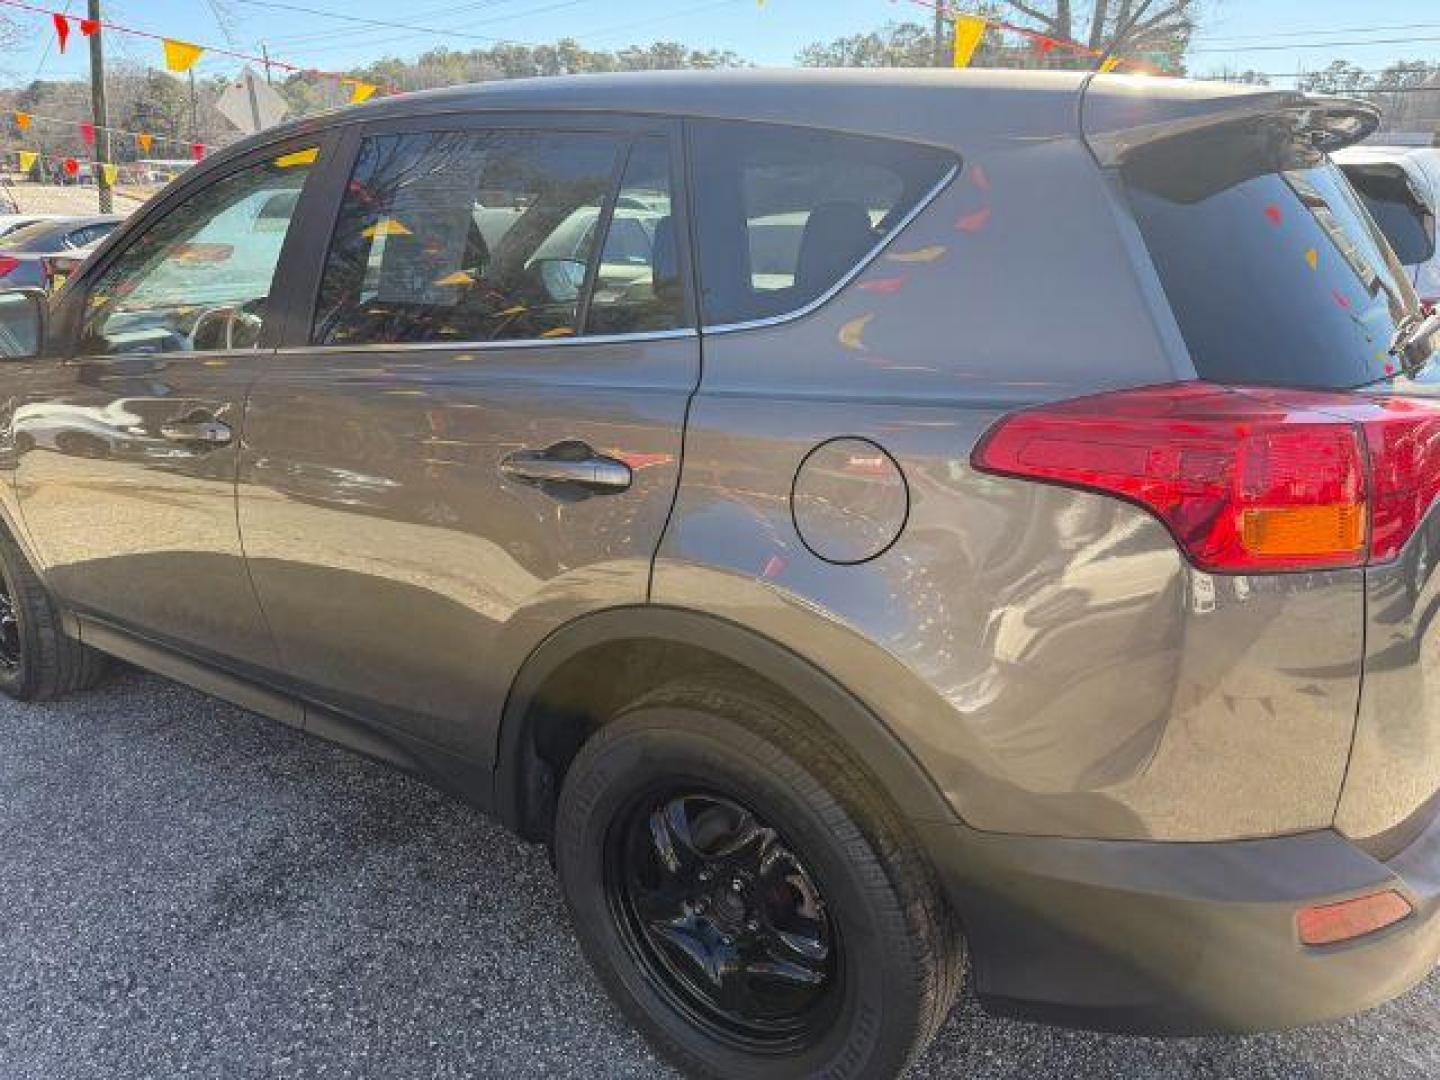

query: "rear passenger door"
left=238, top=116, right=697, bottom=759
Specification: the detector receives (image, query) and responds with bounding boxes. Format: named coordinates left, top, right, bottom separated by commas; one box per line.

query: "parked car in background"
left=1335, top=145, right=1440, bottom=306
left=0, top=215, right=122, bottom=290
left=0, top=214, right=65, bottom=240
left=0, top=71, right=1438, bottom=1080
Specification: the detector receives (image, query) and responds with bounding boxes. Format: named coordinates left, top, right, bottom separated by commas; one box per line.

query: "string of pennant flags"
left=0, top=0, right=387, bottom=102
left=12, top=106, right=212, bottom=169
left=903, top=1, right=1161, bottom=74
left=1, top=0, right=1170, bottom=183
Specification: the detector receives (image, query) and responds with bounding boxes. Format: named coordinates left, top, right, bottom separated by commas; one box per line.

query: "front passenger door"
left=9, top=141, right=324, bottom=670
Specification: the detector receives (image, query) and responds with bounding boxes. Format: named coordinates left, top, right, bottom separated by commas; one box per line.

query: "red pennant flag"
left=79, top=122, right=95, bottom=146
left=190, top=142, right=205, bottom=161
left=62, top=157, right=79, bottom=177
left=80, top=18, right=100, bottom=36
left=1032, top=36, right=1057, bottom=56
left=53, top=13, right=70, bottom=52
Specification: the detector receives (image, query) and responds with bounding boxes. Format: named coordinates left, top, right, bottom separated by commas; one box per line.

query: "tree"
left=1297, top=60, right=1371, bottom=96
left=796, top=22, right=939, bottom=68
left=996, top=1, right=1200, bottom=71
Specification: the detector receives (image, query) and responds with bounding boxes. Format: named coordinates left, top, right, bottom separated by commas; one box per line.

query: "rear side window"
left=1123, top=119, right=1422, bottom=389
left=1340, top=163, right=1436, bottom=266
left=689, top=121, right=956, bottom=326
left=313, top=129, right=687, bottom=346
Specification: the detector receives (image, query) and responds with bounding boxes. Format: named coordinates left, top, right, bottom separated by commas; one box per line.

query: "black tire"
left=554, top=678, right=963, bottom=1080
left=0, top=529, right=108, bottom=701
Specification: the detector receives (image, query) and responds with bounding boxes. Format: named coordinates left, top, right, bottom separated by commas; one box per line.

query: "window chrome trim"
left=701, top=161, right=960, bottom=336
left=275, top=326, right=698, bottom=355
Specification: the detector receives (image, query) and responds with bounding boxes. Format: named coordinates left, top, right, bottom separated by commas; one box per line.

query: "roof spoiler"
left=1081, top=79, right=1381, bottom=167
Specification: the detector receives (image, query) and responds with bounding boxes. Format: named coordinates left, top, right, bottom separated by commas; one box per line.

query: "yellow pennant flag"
left=14, top=110, right=31, bottom=130
left=101, top=163, right=119, bottom=187
left=136, top=131, right=153, bottom=154
left=17, top=150, right=37, bottom=173
left=952, top=15, right=987, bottom=69
left=273, top=147, right=319, bottom=169
left=347, top=80, right=377, bottom=105
left=1099, top=56, right=1123, bottom=73
left=163, top=38, right=205, bottom=73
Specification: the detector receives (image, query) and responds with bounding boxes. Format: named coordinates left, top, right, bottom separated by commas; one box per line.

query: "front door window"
left=78, top=147, right=317, bottom=355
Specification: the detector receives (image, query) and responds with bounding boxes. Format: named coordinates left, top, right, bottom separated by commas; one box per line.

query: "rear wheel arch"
left=493, top=605, right=959, bottom=842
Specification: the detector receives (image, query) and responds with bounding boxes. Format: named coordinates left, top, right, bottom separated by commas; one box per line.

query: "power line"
left=1199, top=21, right=1440, bottom=44
left=1192, top=35, right=1440, bottom=54
left=229, top=0, right=554, bottom=45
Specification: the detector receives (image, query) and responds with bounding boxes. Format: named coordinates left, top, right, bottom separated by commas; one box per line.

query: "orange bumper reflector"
left=1296, top=890, right=1413, bottom=946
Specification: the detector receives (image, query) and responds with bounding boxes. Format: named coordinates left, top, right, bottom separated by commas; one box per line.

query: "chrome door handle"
left=159, top=419, right=232, bottom=445
left=500, top=445, right=632, bottom=493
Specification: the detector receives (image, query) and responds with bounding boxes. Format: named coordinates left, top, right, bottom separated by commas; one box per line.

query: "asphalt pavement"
left=2, top=668, right=1437, bottom=1079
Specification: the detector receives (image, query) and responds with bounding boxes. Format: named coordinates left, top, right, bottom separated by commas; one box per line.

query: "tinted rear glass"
left=1340, top=163, right=1435, bottom=266
left=1123, top=118, right=1425, bottom=388
left=689, top=122, right=955, bottom=326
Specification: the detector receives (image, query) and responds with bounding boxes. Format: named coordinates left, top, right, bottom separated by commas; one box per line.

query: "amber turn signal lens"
left=1240, top=504, right=1366, bottom=560
left=1296, top=890, right=1413, bottom=946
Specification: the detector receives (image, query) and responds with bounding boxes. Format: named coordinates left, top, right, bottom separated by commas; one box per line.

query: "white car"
left=1334, top=145, right=1440, bottom=306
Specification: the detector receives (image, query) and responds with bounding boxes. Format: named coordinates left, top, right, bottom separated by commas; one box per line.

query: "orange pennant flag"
left=1099, top=56, right=1123, bottom=73
left=136, top=132, right=153, bottom=154
left=348, top=80, right=377, bottom=104
left=13, top=111, right=30, bottom=131
left=17, top=151, right=37, bottom=174
left=101, top=163, right=119, bottom=187
left=163, top=38, right=205, bottom=73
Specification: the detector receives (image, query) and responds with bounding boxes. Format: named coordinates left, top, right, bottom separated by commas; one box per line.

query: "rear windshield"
left=1339, top=162, right=1436, bottom=266
left=1123, top=118, right=1425, bottom=389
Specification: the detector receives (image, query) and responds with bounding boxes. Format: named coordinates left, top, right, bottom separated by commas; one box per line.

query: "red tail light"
left=973, top=382, right=1440, bottom=573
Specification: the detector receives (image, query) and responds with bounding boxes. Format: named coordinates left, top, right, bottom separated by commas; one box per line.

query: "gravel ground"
left=1, top=668, right=1437, bottom=1079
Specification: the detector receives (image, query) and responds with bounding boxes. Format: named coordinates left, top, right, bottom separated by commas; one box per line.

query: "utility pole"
left=260, top=43, right=274, bottom=86
left=188, top=69, right=199, bottom=144
left=87, top=0, right=113, bottom=213
left=933, top=3, right=948, bottom=67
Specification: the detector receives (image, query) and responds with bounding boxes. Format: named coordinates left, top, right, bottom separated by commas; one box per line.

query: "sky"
left=3, top=0, right=1440, bottom=88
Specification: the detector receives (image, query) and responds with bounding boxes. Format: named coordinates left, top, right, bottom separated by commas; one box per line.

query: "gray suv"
left=1, top=69, right=1439, bottom=1079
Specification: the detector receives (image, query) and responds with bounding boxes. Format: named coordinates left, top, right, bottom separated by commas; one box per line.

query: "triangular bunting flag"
left=136, top=132, right=153, bottom=154
left=1099, top=56, right=1122, bottom=73
left=1032, top=36, right=1057, bottom=56
left=79, top=122, right=95, bottom=146
left=163, top=39, right=205, bottom=73
left=348, top=80, right=377, bottom=105
left=190, top=142, right=206, bottom=161
left=80, top=18, right=100, bottom=36
left=62, top=157, right=79, bottom=177
left=952, top=15, right=987, bottom=69
left=17, top=151, right=37, bottom=174
left=13, top=111, right=30, bottom=131
left=53, top=13, right=70, bottom=53
left=101, top=163, right=119, bottom=187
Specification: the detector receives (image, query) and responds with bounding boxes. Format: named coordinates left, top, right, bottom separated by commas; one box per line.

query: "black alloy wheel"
left=0, top=568, right=21, bottom=671
left=606, top=790, right=839, bottom=1052
left=555, top=681, right=965, bottom=1080
left=0, top=529, right=108, bottom=700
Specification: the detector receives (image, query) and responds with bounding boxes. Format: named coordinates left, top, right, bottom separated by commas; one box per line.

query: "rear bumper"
left=918, top=812, right=1440, bottom=1034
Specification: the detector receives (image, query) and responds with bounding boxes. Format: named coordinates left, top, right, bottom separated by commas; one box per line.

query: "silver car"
left=0, top=70, right=1438, bottom=1079
left=1335, top=144, right=1440, bottom=306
